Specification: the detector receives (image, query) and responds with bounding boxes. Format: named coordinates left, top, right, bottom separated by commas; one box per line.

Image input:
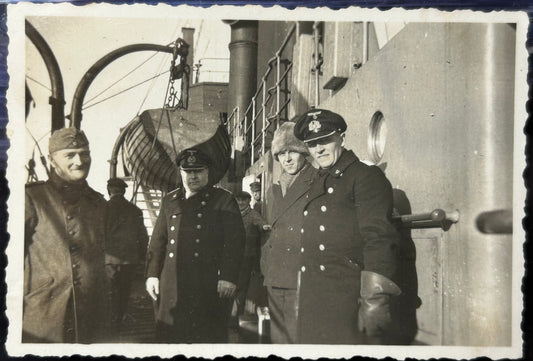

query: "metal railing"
left=227, top=23, right=297, bottom=167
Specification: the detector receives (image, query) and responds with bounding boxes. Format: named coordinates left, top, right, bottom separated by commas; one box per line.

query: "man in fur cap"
left=260, top=121, right=317, bottom=343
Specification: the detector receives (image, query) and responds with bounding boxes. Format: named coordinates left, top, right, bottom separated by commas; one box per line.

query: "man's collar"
left=320, top=149, right=359, bottom=177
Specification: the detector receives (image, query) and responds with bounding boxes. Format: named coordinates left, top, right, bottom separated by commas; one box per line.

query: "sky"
left=25, top=16, right=230, bottom=196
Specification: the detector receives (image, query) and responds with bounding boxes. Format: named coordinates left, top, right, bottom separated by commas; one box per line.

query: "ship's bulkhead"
left=227, top=21, right=516, bottom=346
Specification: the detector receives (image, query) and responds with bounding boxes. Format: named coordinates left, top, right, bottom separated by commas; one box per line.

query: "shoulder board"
left=25, top=181, right=46, bottom=187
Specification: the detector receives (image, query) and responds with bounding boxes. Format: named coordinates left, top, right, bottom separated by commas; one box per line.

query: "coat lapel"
left=271, top=164, right=316, bottom=225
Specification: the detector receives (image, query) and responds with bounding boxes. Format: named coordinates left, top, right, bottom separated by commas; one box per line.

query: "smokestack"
left=226, top=20, right=258, bottom=121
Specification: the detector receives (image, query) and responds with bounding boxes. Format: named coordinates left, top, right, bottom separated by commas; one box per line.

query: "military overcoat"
left=145, top=186, right=245, bottom=342
left=261, top=163, right=317, bottom=289
left=105, top=195, right=148, bottom=264
left=297, top=150, right=399, bottom=344
left=24, top=176, right=108, bottom=343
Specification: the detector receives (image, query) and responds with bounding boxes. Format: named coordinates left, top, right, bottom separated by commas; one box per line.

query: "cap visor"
left=303, top=130, right=337, bottom=143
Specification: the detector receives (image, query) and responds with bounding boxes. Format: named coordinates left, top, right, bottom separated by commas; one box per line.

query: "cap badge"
left=309, top=120, right=321, bottom=133
left=187, top=155, right=196, bottom=164
left=308, top=110, right=322, bottom=120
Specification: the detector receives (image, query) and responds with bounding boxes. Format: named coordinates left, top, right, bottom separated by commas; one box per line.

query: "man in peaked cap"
left=249, top=181, right=263, bottom=214
left=260, top=121, right=317, bottom=343
left=145, top=147, right=246, bottom=343
left=24, top=127, right=109, bottom=343
left=293, top=109, right=401, bottom=344
left=105, top=178, right=148, bottom=338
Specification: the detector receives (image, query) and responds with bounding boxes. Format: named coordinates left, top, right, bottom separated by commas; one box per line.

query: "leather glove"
left=358, top=271, right=401, bottom=337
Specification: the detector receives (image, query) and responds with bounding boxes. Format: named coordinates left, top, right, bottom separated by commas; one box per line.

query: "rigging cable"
left=26, top=126, right=50, bottom=179
left=81, top=70, right=170, bottom=111
left=25, top=75, right=52, bottom=92
left=83, top=49, right=168, bottom=106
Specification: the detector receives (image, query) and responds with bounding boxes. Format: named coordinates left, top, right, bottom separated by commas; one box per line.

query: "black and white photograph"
left=4, top=3, right=528, bottom=359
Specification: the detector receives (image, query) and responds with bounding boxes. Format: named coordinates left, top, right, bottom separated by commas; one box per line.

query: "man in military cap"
left=249, top=181, right=263, bottom=214
left=293, top=109, right=401, bottom=344
left=145, top=148, right=246, bottom=343
left=24, top=127, right=108, bottom=343
left=105, top=178, right=148, bottom=337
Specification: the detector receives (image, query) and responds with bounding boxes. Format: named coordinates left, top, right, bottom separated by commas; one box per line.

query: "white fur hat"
left=271, top=122, right=309, bottom=160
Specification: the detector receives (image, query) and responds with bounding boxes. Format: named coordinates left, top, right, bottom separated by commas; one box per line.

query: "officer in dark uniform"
left=293, top=109, right=401, bottom=344
left=105, top=178, right=148, bottom=336
left=145, top=148, right=246, bottom=343
left=24, top=127, right=108, bottom=343
left=250, top=181, right=262, bottom=214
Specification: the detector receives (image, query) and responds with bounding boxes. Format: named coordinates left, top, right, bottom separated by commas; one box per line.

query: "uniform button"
left=69, top=230, right=75, bottom=236
left=173, top=194, right=177, bottom=198
left=72, top=264, right=78, bottom=268
left=170, top=226, right=175, bottom=231
left=289, top=227, right=293, bottom=231
left=172, top=215, right=177, bottom=219
left=194, top=252, right=199, bottom=257
left=300, top=228, right=304, bottom=234
left=319, top=225, right=325, bottom=231
left=67, top=215, right=73, bottom=220
left=320, top=265, right=326, bottom=271
left=205, top=193, right=210, bottom=198
left=286, top=247, right=291, bottom=251
left=170, top=239, right=175, bottom=244
left=195, top=239, right=200, bottom=243
left=303, top=210, right=308, bottom=216
left=73, top=280, right=80, bottom=286
left=196, top=224, right=202, bottom=230
left=321, top=206, right=327, bottom=212
left=319, top=244, right=325, bottom=251
left=328, top=187, right=334, bottom=194
left=201, top=201, right=207, bottom=206
left=301, top=266, right=306, bottom=272
left=169, top=252, right=174, bottom=258
left=300, top=247, right=304, bottom=253
left=197, top=213, right=203, bottom=218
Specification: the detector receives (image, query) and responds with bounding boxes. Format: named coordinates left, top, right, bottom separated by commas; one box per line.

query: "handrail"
left=393, top=209, right=460, bottom=229
left=227, top=22, right=297, bottom=166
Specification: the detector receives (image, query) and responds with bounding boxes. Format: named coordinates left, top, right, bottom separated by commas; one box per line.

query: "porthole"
left=367, top=111, right=387, bottom=163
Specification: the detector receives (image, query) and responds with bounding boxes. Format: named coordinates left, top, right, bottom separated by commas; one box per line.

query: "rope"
left=83, top=51, right=163, bottom=106
left=25, top=75, right=51, bottom=92
left=82, top=70, right=170, bottom=111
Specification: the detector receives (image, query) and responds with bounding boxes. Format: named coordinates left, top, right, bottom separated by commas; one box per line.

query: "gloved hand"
left=218, top=280, right=237, bottom=298
left=358, top=271, right=401, bottom=337
left=146, top=277, right=160, bottom=301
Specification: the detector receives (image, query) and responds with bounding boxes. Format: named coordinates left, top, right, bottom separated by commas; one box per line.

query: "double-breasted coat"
left=297, top=150, right=399, bottom=344
left=261, top=163, right=317, bottom=289
left=24, top=173, right=108, bottom=343
left=145, top=186, right=245, bottom=343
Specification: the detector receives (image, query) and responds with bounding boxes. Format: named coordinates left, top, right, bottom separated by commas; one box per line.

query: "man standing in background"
left=294, top=109, right=401, bottom=344
left=234, top=191, right=269, bottom=318
left=105, top=177, right=149, bottom=338
left=250, top=181, right=262, bottom=214
left=260, top=122, right=316, bottom=343
left=24, top=128, right=108, bottom=343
